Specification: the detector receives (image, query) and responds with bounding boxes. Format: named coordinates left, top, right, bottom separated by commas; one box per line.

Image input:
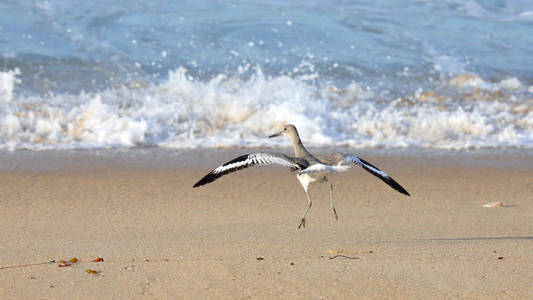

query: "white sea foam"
left=0, top=69, right=20, bottom=103
left=0, top=68, right=532, bottom=151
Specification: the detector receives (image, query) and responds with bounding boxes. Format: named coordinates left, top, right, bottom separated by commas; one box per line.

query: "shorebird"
left=193, top=124, right=410, bottom=228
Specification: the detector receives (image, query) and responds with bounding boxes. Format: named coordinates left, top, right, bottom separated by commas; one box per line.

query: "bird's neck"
left=291, top=136, right=310, bottom=158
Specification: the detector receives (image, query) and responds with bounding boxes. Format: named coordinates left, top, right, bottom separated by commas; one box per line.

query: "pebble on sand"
left=482, top=201, right=504, bottom=208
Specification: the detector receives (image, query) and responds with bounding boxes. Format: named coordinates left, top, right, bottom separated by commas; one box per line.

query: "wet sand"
left=0, top=149, right=532, bottom=299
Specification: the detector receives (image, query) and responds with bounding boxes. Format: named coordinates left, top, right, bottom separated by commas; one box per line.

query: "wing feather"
left=193, top=152, right=307, bottom=188
left=343, top=154, right=410, bottom=196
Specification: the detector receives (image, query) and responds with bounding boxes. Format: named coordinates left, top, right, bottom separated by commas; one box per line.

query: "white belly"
left=296, top=173, right=323, bottom=191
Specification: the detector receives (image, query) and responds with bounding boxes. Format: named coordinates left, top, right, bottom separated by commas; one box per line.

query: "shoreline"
left=1, top=147, right=533, bottom=173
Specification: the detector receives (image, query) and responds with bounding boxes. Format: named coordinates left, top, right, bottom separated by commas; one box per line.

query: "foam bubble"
left=449, top=74, right=486, bottom=88
left=499, top=77, right=521, bottom=90
left=0, top=69, right=20, bottom=103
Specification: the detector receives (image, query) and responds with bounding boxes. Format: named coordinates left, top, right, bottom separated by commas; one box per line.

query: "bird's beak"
left=268, top=131, right=283, bottom=138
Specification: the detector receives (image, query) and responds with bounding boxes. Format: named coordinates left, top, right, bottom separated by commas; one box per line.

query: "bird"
left=193, top=124, right=410, bottom=228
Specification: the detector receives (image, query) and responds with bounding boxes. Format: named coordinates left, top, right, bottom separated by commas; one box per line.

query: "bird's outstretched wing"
left=193, top=152, right=307, bottom=188
left=341, top=154, right=410, bottom=196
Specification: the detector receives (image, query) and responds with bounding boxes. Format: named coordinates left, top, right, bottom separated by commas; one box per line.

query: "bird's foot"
left=297, top=218, right=306, bottom=229
left=332, top=208, right=338, bottom=220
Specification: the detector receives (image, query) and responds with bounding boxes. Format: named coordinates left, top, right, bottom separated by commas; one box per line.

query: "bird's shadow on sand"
left=375, top=236, right=533, bottom=243
left=418, top=236, right=533, bottom=241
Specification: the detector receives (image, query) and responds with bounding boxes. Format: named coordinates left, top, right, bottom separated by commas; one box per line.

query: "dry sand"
left=0, top=149, right=532, bottom=299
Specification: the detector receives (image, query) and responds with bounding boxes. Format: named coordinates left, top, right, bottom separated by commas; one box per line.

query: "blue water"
left=0, top=0, right=532, bottom=150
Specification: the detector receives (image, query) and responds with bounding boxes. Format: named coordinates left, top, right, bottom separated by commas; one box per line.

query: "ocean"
left=1, top=0, right=532, bottom=151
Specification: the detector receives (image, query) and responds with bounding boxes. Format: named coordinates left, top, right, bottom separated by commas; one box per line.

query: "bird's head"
left=268, top=124, right=298, bottom=139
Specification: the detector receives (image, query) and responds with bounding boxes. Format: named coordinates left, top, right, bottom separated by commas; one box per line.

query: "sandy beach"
left=0, top=149, right=532, bottom=299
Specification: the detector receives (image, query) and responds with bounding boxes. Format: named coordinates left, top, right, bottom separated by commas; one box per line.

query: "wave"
left=1, top=67, right=532, bottom=151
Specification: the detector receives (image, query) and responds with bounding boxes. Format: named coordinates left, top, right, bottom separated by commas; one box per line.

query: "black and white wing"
left=342, top=154, right=410, bottom=196
left=193, top=152, right=308, bottom=188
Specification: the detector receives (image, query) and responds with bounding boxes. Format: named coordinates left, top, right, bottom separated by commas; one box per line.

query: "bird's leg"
left=330, top=184, right=338, bottom=220
left=325, top=177, right=338, bottom=220
left=298, top=189, right=312, bottom=229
